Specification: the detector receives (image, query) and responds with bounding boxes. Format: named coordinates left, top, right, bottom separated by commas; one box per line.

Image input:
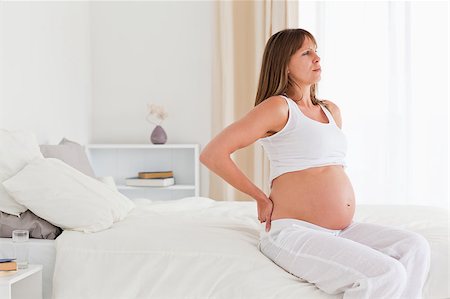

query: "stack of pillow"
left=0, top=129, right=135, bottom=239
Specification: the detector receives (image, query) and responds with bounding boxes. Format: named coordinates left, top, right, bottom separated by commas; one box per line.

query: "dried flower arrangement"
left=146, top=103, right=168, bottom=126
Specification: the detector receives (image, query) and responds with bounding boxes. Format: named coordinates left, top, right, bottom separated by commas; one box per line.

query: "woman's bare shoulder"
left=322, top=99, right=339, bottom=109
left=322, top=99, right=342, bottom=128
left=255, top=95, right=289, bottom=117
left=252, top=96, right=289, bottom=137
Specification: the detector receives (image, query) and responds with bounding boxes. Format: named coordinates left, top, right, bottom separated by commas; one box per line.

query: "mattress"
left=52, top=197, right=449, bottom=299
left=0, top=237, right=56, bottom=299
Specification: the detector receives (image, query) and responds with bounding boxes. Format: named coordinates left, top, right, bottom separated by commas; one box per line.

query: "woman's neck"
left=286, top=85, right=313, bottom=107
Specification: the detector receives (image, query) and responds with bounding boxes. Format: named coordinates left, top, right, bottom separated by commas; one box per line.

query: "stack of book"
left=0, top=258, right=17, bottom=271
left=126, top=171, right=175, bottom=187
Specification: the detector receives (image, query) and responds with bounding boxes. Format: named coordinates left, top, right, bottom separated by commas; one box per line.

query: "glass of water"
left=12, top=230, right=29, bottom=269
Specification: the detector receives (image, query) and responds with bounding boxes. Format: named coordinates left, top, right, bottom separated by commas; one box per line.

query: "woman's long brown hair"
left=254, top=28, right=326, bottom=109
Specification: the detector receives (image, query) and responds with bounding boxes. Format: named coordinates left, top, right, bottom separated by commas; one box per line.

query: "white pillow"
left=0, top=129, right=43, bottom=216
left=97, top=176, right=119, bottom=191
left=2, top=158, right=135, bottom=233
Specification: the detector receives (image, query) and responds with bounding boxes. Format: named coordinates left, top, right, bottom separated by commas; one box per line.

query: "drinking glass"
left=12, top=230, right=29, bottom=269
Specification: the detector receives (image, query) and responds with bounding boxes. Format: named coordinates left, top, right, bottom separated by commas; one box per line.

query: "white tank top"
left=258, top=95, right=347, bottom=185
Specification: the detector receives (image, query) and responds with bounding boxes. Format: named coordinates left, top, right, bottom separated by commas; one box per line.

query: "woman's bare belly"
left=270, top=165, right=355, bottom=230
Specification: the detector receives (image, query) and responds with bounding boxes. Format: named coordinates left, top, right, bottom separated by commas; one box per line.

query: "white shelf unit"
left=86, top=144, right=199, bottom=200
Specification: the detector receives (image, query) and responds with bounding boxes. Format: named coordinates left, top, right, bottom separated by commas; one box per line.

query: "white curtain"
left=298, top=1, right=449, bottom=208
left=210, top=0, right=298, bottom=201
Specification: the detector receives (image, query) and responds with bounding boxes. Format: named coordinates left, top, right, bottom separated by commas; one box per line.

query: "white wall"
left=0, top=2, right=92, bottom=144
left=0, top=2, right=214, bottom=196
left=90, top=2, right=213, bottom=196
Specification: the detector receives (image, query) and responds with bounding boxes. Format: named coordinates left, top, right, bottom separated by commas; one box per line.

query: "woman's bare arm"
left=200, top=96, right=288, bottom=202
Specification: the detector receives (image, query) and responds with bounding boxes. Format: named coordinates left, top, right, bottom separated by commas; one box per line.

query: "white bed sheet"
left=0, top=237, right=56, bottom=299
left=52, top=197, right=449, bottom=299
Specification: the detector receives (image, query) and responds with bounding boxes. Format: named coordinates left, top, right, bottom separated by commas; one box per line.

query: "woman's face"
left=287, top=37, right=321, bottom=86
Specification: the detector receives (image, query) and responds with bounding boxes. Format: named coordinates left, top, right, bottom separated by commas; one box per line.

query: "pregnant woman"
left=200, top=28, right=431, bottom=298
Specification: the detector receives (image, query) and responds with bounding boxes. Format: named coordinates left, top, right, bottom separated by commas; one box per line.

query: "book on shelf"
left=138, top=171, right=173, bottom=179
left=126, top=177, right=175, bottom=187
left=0, top=261, right=17, bottom=271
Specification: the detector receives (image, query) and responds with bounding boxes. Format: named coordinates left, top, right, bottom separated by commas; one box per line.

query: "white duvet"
left=52, top=197, right=449, bottom=299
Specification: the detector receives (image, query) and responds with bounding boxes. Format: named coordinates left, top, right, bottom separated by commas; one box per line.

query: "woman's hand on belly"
left=256, top=195, right=274, bottom=232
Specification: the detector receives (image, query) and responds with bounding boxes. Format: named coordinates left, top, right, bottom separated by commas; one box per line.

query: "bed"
left=50, top=197, right=448, bottom=299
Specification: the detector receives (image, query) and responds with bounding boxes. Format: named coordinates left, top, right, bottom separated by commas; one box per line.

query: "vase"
left=150, top=125, right=167, bottom=144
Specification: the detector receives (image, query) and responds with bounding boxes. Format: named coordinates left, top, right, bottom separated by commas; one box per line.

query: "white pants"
left=258, top=219, right=431, bottom=299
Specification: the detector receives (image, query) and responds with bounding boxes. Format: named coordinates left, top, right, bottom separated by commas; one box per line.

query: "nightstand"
left=0, top=264, right=42, bottom=299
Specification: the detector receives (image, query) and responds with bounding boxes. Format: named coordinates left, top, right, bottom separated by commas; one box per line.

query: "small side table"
left=0, top=264, right=42, bottom=299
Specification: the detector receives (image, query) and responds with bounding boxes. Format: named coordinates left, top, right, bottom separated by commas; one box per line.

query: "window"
left=298, top=2, right=448, bottom=207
